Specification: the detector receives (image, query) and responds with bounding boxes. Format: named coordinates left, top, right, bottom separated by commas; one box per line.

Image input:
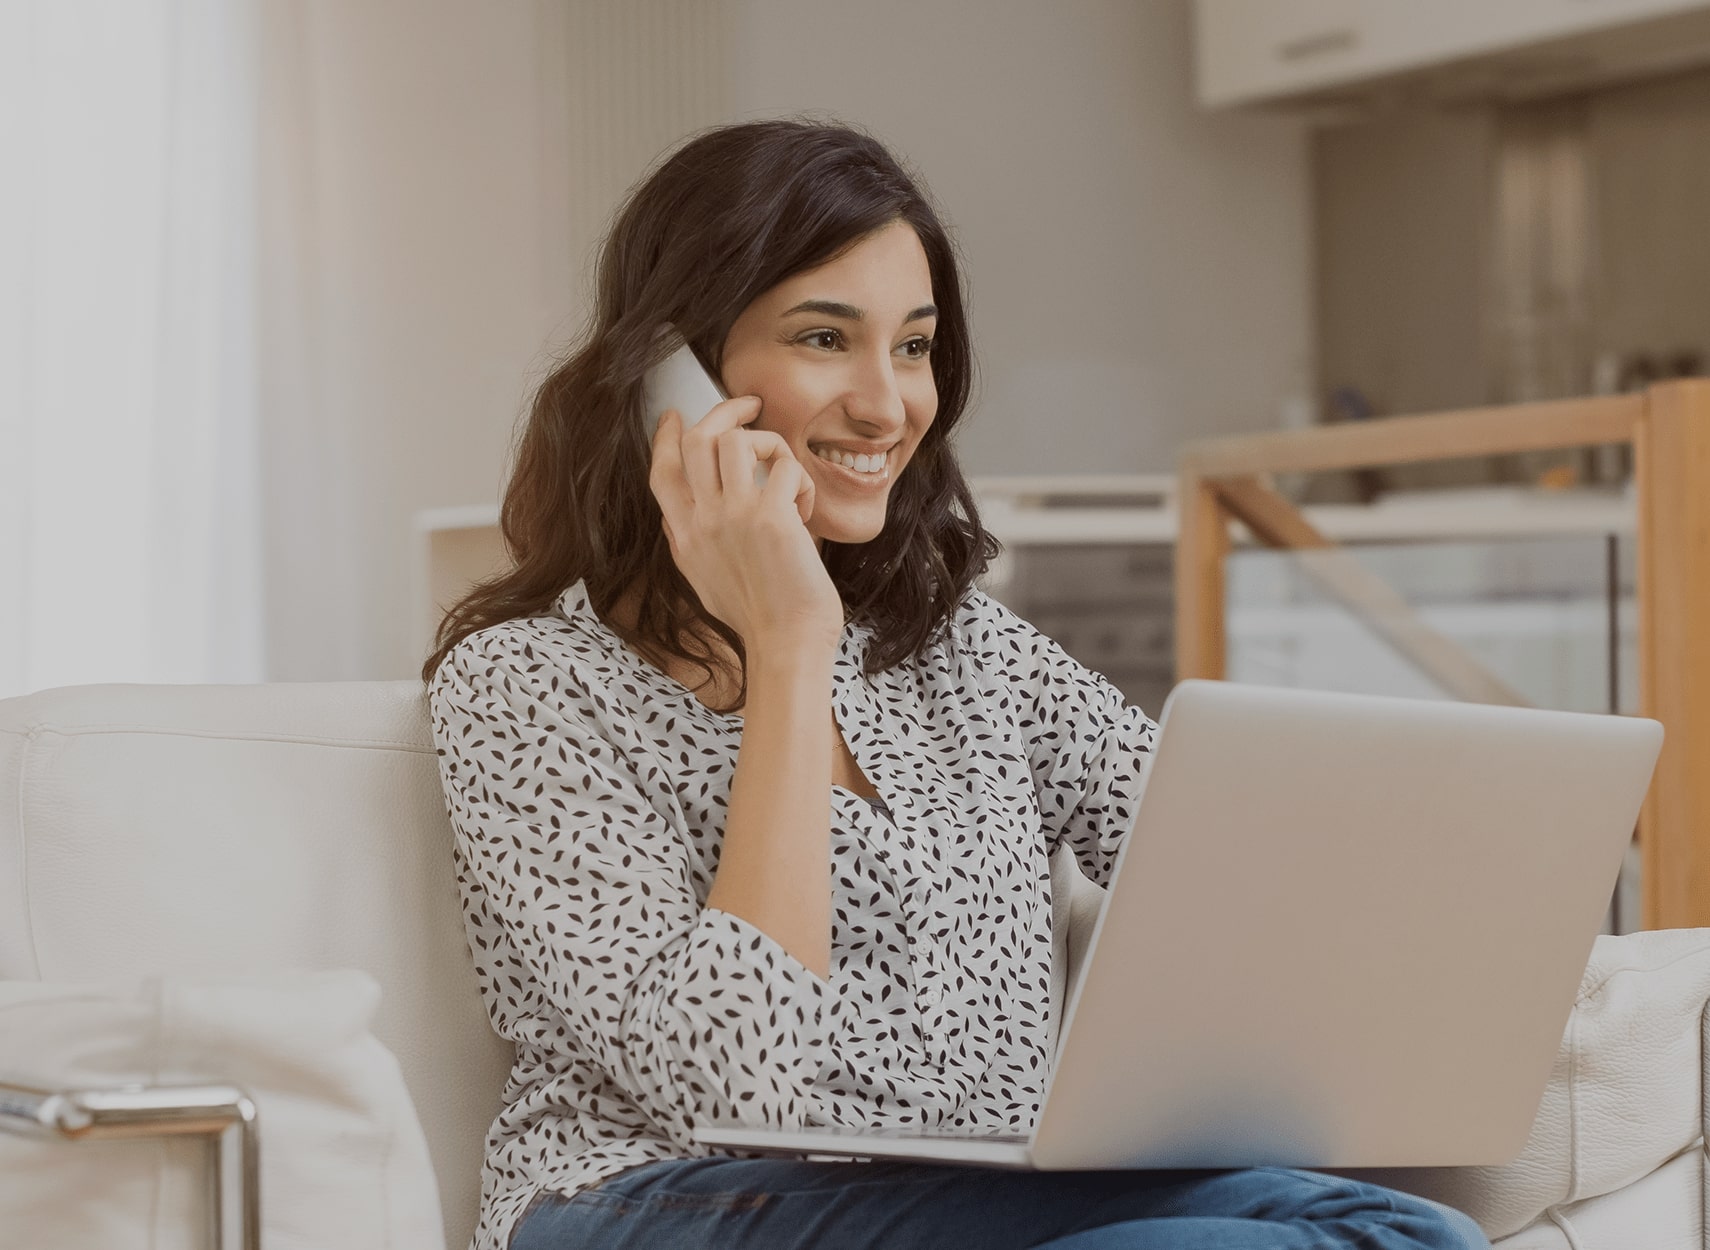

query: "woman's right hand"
left=648, top=396, right=845, bottom=651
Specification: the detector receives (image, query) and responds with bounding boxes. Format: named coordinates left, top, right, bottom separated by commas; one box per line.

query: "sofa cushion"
left=1494, top=1145, right=1703, bottom=1249
left=0, top=969, right=444, bottom=1250
left=0, top=680, right=513, bottom=1248
left=1352, top=927, right=1710, bottom=1240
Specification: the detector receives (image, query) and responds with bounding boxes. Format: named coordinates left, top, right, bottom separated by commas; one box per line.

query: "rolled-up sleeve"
left=429, top=635, right=826, bottom=1149
left=963, top=593, right=1158, bottom=888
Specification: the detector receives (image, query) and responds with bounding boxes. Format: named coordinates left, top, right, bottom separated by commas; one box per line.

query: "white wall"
left=257, top=0, right=1310, bottom=679
left=724, top=0, right=1313, bottom=475
left=258, top=0, right=574, bottom=681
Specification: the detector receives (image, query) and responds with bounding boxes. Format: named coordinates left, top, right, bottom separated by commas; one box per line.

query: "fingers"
left=652, top=394, right=811, bottom=536
left=648, top=409, right=694, bottom=522
left=761, top=449, right=816, bottom=524
left=793, top=463, right=815, bottom=525
left=717, top=428, right=796, bottom=497
left=679, top=395, right=762, bottom=503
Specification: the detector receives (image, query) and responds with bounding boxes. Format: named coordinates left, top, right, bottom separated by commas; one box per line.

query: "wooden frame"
left=1175, top=380, right=1710, bottom=930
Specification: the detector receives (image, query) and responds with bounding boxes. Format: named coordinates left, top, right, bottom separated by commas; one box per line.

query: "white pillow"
left=0, top=969, right=445, bottom=1250
left=1347, top=927, right=1710, bottom=1240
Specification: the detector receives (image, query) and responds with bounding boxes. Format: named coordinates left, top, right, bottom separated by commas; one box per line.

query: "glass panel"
left=1227, top=535, right=1634, bottom=711
left=1227, top=533, right=1640, bottom=930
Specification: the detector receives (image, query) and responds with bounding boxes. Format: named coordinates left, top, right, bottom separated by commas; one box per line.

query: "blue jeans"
left=510, top=1157, right=1490, bottom=1249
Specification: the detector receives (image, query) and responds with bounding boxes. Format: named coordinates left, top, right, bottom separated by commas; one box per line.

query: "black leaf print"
left=426, top=579, right=1155, bottom=1249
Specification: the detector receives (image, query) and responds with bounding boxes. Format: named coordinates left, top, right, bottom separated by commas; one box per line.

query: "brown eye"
left=800, top=329, right=843, bottom=350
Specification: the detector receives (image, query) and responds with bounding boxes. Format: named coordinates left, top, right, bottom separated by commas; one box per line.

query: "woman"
left=424, top=119, right=1487, bottom=1250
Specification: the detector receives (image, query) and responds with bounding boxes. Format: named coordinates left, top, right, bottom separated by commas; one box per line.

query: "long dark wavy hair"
left=420, top=118, right=998, bottom=709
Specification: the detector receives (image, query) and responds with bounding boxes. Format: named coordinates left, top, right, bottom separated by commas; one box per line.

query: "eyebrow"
left=780, top=299, right=938, bottom=324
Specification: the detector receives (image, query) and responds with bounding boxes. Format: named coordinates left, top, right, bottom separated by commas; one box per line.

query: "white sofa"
left=0, top=679, right=1705, bottom=1248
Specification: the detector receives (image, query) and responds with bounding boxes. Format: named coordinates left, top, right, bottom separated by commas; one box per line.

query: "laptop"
left=692, top=679, right=1663, bottom=1171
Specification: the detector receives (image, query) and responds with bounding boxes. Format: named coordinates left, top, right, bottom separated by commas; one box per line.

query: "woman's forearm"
left=705, top=636, right=836, bottom=979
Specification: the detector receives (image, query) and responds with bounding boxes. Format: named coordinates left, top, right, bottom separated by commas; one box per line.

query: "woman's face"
left=719, top=220, right=938, bottom=548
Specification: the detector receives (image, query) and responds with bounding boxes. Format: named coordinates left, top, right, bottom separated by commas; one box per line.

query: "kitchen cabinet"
left=1196, top=0, right=1710, bottom=108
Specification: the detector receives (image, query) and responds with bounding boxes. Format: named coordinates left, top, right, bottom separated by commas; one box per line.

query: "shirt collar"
left=553, top=578, right=872, bottom=652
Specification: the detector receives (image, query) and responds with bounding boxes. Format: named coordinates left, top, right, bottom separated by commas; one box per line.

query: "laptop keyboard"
left=804, top=1125, right=1031, bottom=1145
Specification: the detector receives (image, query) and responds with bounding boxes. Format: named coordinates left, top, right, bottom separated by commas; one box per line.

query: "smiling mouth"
left=810, top=446, right=891, bottom=475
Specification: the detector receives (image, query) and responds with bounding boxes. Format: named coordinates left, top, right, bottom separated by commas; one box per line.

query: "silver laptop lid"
left=1032, top=680, right=1662, bottom=1171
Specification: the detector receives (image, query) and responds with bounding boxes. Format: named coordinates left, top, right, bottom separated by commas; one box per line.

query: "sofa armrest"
left=0, top=1080, right=259, bottom=1250
left=1344, top=928, right=1710, bottom=1245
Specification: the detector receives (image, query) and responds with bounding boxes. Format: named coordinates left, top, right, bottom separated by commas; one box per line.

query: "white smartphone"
left=642, top=331, right=769, bottom=486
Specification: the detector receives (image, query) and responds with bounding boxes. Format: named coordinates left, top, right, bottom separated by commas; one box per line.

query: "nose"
left=841, top=348, right=908, bottom=435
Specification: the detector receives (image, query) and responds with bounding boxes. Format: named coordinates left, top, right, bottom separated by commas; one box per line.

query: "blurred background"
left=4, top=0, right=1705, bottom=809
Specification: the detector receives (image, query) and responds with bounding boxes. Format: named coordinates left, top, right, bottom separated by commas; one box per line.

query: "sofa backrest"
left=0, top=680, right=511, bottom=1249
left=0, top=679, right=1107, bottom=1250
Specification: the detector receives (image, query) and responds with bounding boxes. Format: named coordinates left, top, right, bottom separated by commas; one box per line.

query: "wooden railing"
left=1174, top=380, right=1710, bottom=930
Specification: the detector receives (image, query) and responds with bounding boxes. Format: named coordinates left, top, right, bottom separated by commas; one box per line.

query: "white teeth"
left=813, top=447, right=887, bottom=474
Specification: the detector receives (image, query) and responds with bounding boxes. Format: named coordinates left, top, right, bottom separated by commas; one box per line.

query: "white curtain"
left=0, top=0, right=266, bottom=700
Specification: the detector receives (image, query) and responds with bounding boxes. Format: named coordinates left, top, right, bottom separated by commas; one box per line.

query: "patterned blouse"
left=428, top=578, right=1157, bottom=1249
